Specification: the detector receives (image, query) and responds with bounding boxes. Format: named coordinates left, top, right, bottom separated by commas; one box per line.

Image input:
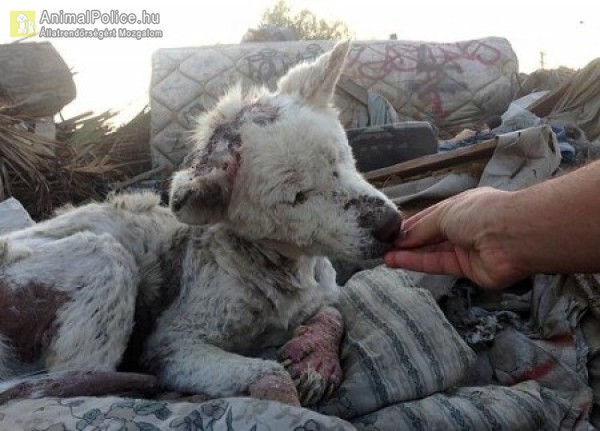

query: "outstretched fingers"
left=384, top=242, right=467, bottom=278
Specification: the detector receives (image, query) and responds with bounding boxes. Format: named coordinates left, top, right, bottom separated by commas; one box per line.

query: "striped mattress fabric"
left=352, top=380, right=556, bottom=431
left=318, top=265, right=476, bottom=418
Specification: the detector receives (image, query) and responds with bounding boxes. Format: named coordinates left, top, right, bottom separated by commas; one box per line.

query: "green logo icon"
left=10, top=11, right=36, bottom=37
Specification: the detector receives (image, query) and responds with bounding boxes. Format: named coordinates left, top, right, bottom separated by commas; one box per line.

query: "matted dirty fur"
left=0, top=41, right=402, bottom=406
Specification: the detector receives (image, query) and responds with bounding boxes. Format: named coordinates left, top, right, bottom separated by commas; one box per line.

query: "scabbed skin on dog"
left=0, top=41, right=401, bottom=406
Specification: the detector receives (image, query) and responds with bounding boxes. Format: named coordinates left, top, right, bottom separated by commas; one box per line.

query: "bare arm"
left=385, top=160, right=600, bottom=289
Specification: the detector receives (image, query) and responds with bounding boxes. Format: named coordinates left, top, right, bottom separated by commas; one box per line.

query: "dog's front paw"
left=248, top=370, right=300, bottom=406
left=279, top=308, right=344, bottom=405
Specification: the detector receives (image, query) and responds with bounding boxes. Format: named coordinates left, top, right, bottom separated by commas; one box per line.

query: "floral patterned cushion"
left=0, top=396, right=355, bottom=431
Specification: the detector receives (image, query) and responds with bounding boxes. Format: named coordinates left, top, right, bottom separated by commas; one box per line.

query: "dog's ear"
left=169, top=122, right=241, bottom=225
left=277, top=40, right=350, bottom=107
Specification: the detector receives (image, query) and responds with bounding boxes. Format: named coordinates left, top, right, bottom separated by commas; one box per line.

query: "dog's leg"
left=0, top=371, right=158, bottom=402
left=3, top=232, right=139, bottom=373
left=143, top=337, right=300, bottom=405
left=279, top=305, right=344, bottom=405
left=45, top=234, right=138, bottom=371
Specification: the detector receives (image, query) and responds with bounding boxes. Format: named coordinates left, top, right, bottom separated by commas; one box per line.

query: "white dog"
left=16, top=13, right=29, bottom=34
left=0, top=41, right=401, bottom=406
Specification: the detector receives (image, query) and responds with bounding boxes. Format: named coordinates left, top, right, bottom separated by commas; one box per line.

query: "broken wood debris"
left=364, top=137, right=499, bottom=183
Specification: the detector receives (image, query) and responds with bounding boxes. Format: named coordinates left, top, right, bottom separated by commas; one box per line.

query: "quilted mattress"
left=150, top=37, right=518, bottom=170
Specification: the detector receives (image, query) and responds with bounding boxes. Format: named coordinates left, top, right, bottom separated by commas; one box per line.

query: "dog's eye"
left=293, top=191, right=308, bottom=205
left=333, top=171, right=339, bottom=178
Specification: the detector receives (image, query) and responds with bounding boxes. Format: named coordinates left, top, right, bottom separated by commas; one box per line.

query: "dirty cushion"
left=351, top=380, right=569, bottom=431
left=0, top=396, right=355, bottom=430
left=317, top=265, right=476, bottom=418
left=0, top=197, right=35, bottom=234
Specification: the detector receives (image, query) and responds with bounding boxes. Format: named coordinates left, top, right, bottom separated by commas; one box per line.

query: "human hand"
left=384, top=188, right=529, bottom=289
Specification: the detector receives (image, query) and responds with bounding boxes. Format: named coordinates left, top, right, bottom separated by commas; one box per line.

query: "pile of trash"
left=1, top=37, right=600, bottom=430
left=0, top=42, right=151, bottom=219
left=434, top=58, right=600, bottom=167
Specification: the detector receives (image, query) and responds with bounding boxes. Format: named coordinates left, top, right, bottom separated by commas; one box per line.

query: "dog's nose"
left=372, top=207, right=402, bottom=243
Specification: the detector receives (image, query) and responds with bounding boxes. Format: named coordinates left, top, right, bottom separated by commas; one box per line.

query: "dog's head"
left=170, top=41, right=402, bottom=260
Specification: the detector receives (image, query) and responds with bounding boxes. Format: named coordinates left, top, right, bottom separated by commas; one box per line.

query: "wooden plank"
left=111, top=165, right=167, bottom=190
left=528, top=79, right=571, bottom=118
left=364, top=137, right=499, bottom=182
left=337, top=76, right=368, bottom=106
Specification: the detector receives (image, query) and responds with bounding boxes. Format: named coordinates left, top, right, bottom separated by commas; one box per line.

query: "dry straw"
left=0, top=108, right=151, bottom=219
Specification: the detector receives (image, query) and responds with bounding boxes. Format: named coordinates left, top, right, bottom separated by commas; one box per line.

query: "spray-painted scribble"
left=347, top=40, right=503, bottom=119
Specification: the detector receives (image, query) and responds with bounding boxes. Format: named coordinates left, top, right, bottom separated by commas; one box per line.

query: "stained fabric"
left=530, top=58, right=600, bottom=142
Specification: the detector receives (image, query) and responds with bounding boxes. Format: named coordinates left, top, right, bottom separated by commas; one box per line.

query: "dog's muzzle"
left=371, top=207, right=402, bottom=244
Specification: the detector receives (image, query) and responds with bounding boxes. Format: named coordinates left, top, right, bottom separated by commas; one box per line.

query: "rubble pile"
left=0, top=42, right=150, bottom=219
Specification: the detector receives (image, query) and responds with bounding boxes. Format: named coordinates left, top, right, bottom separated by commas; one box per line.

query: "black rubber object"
left=347, top=121, right=438, bottom=172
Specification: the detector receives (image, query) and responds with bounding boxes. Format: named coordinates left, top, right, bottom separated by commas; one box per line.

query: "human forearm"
left=487, top=160, right=600, bottom=275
